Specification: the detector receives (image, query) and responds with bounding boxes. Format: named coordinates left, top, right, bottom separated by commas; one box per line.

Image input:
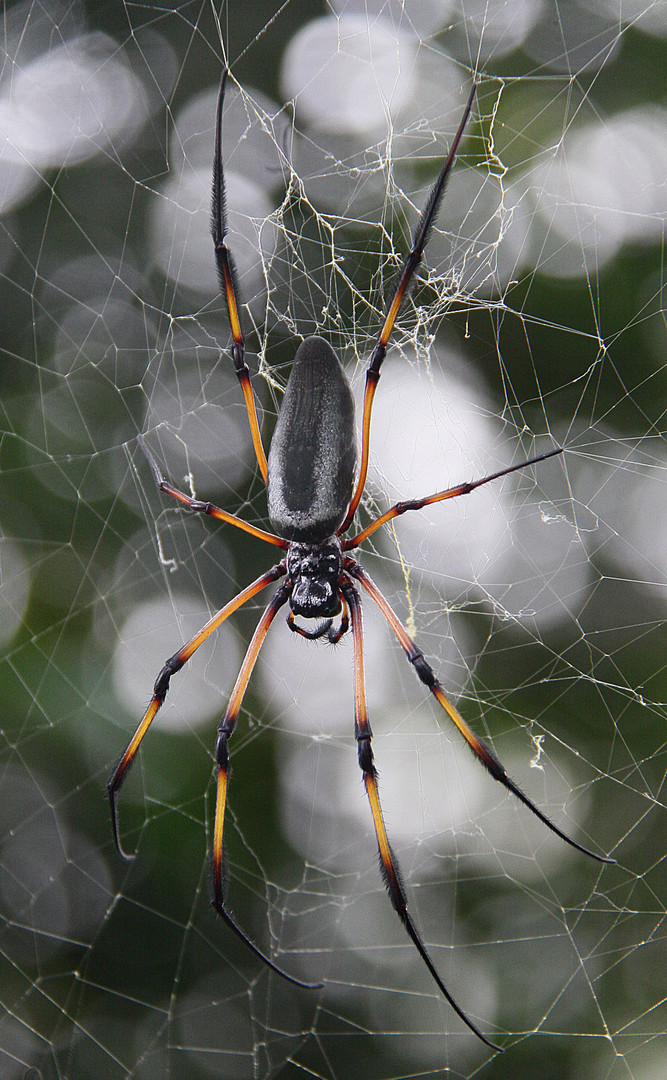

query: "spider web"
left=1, top=1, right=665, bottom=1078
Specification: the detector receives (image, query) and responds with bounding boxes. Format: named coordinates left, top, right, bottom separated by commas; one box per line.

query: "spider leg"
left=212, top=579, right=322, bottom=989
left=348, top=563, right=615, bottom=865
left=339, top=83, right=477, bottom=533
left=108, top=564, right=286, bottom=860
left=344, top=447, right=563, bottom=550
left=340, top=578, right=501, bottom=1050
left=138, top=435, right=287, bottom=549
left=212, top=69, right=268, bottom=482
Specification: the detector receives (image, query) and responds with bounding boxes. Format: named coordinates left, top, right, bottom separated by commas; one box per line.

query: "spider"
left=109, top=71, right=613, bottom=1050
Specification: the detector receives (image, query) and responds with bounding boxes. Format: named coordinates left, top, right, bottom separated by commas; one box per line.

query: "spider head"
left=287, top=537, right=343, bottom=619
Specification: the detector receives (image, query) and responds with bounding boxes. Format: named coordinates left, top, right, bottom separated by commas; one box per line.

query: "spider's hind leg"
left=350, top=562, right=614, bottom=866
left=340, top=576, right=502, bottom=1051
left=108, top=565, right=286, bottom=861
left=210, top=578, right=323, bottom=989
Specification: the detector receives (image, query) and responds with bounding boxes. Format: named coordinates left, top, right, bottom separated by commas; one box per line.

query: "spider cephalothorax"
left=286, top=536, right=344, bottom=621
left=109, top=70, right=613, bottom=1051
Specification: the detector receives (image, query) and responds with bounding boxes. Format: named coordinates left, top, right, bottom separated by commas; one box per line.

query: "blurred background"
left=0, top=1, right=665, bottom=1078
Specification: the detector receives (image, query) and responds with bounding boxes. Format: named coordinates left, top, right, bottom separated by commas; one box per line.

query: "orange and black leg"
left=339, top=83, right=478, bottom=532
left=212, top=69, right=268, bottom=482
left=340, top=577, right=502, bottom=1050
left=348, top=562, right=614, bottom=865
left=108, top=565, right=286, bottom=859
left=137, top=435, right=287, bottom=549
left=210, top=579, right=322, bottom=988
left=344, top=447, right=563, bottom=550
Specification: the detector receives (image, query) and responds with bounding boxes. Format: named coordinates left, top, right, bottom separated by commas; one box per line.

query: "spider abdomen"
left=267, top=336, right=357, bottom=543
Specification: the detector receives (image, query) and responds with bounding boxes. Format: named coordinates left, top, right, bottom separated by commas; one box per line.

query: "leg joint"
left=356, top=735, right=375, bottom=776
left=215, top=730, right=230, bottom=769
left=153, top=660, right=178, bottom=698
left=411, top=652, right=436, bottom=688
left=189, top=499, right=210, bottom=513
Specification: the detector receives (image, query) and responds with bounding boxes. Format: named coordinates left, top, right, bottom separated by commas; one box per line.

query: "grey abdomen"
left=267, top=336, right=357, bottom=543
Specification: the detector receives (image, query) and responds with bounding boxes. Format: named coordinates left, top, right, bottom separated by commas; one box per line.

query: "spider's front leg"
left=212, top=69, right=267, bottom=482
left=340, top=577, right=502, bottom=1051
left=338, top=83, right=477, bottom=534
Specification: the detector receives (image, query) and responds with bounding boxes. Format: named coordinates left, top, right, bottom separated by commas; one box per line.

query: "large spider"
left=109, top=72, right=613, bottom=1049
